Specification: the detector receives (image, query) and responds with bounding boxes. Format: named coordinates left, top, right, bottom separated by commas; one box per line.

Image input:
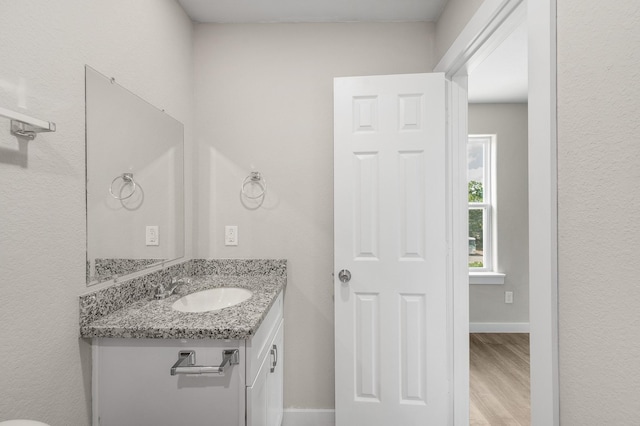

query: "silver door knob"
left=338, top=269, right=351, bottom=283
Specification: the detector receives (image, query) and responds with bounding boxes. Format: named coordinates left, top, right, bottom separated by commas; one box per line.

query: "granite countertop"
left=81, top=274, right=285, bottom=340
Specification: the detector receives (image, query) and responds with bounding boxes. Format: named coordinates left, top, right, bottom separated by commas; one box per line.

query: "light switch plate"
left=146, top=226, right=159, bottom=246
left=225, top=225, right=238, bottom=246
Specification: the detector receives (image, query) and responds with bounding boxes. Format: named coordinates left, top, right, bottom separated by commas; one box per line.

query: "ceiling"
left=177, top=0, right=448, bottom=23
left=177, top=0, right=527, bottom=103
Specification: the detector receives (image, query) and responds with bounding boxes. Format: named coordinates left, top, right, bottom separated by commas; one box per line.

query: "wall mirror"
left=85, top=66, right=184, bottom=285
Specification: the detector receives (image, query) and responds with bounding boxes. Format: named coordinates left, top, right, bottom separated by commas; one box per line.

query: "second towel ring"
left=109, top=173, right=137, bottom=200
left=241, top=171, right=267, bottom=199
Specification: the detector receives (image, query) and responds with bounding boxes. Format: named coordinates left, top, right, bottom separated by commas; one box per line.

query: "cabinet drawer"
left=92, top=338, right=245, bottom=426
left=246, top=292, right=283, bottom=386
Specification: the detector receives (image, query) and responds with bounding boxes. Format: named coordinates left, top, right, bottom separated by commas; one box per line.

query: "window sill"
left=469, top=272, right=505, bottom=285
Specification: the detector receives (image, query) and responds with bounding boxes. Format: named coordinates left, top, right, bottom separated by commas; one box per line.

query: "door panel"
left=355, top=292, right=380, bottom=401
left=334, top=73, right=451, bottom=425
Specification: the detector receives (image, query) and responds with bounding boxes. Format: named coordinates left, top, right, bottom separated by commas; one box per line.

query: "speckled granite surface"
left=80, top=259, right=286, bottom=340
left=190, top=258, right=287, bottom=277
left=79, top=262, right=191, bottom=330
left=92, top=258, right=162, bottom=283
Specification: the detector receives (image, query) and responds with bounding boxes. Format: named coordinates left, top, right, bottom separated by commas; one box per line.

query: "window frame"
left=467, top=134, right=502, bottom=281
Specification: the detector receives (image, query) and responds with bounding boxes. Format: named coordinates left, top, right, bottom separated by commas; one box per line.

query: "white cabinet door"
left=334, top=73, right=451, bottom=425
left=266, top=321, right=284, bottom=426
left=246, top=351, right=268, bottom=426
left=247, top=320, right=284, bottom=426
left=246, top=293, right=283, bottom=386
left=93, top=338, right=245, bottom=426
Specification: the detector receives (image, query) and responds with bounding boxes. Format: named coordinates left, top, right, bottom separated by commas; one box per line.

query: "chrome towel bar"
left=170, top=349, right=239, bottom=376
left=0, top=106, right=56, bottom=140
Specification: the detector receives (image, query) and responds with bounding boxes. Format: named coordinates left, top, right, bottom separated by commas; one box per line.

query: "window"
left=468, top=135, right=503, bottom=283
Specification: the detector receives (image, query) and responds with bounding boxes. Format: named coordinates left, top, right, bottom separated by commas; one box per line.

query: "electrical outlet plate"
left=225, top=225, right=238, bottom=246
left=505, top=291, right=513, bottom=304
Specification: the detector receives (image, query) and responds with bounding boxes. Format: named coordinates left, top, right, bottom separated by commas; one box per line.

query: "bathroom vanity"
left=82, top=269, right=285, bottom=426
left=82, top=67, right=285, bottom=426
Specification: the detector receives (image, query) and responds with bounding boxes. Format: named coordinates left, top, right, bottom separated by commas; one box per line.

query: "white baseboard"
left=470, top=322, right=530, bottom=333
left=282, top=409, right=335, bottom=426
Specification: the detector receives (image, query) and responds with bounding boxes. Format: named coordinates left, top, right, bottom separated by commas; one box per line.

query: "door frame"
left=435, top=0, right=559, bottom=425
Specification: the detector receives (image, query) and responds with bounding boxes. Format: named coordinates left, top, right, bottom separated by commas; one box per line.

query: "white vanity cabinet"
left=92, top=293, right=283, bottom=426
left=247, top=320, right=284, bottom=426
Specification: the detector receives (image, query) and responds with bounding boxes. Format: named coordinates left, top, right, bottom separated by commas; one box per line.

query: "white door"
left=334, top=73, right=451, bottom=425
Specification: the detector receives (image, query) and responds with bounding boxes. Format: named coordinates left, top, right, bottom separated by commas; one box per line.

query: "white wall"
left=193, top=22, right=435, bottom=409
left=434, top=0, right=485, bottom=64
left=557, top=0, right=640, bottom=422
left=468, top=103, right=529, bottom=325
left=0, top=1, right=193, bottom=423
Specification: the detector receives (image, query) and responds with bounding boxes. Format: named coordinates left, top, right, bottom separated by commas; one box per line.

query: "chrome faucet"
left=155, top=276, right=191, bottom=299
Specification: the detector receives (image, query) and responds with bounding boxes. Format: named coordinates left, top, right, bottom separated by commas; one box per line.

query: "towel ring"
left=241, top=172, right=267, bottom=199
left=109, top=173, right=137, bottom=200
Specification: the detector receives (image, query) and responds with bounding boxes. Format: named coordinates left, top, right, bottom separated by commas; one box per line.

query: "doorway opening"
left=435, top=0, right=558, bottom=424
left=466, top=17, right=531, bottom=424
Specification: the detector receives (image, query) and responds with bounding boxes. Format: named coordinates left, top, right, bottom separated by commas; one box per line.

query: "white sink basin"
left=172, top=288, right=253, bottom=313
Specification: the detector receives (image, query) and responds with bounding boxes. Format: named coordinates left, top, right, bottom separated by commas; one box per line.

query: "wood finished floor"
left=470, top=333, right=530, bottom=426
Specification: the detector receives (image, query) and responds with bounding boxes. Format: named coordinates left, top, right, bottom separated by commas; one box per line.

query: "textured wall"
left=557, top=0, right=640, bottom=423
left=0, top=1, right=193, bottom=423
left=192, top=22, right=435, bottom=409
left=468, top=103, right=529, bottom=325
